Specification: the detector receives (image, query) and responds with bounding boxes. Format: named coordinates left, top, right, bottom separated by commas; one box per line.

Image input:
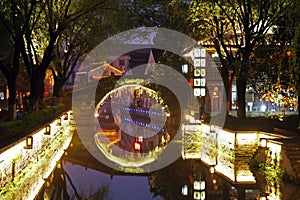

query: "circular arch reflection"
left=94, top=84, right=171, bottom=171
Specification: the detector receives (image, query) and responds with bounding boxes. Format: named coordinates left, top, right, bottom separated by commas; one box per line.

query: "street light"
left=45, top=125, right=51, bottom=135
left=25, top=136, right=33, bottom=149
left=210, top=125, right=215, bottom=133
left=63, top=113, right=68, bottom=120
left=44, top=178, right=51, bottom=188
left=56, top=117, right=62, bottom=126
left=260, top=139, right=267, bottom=148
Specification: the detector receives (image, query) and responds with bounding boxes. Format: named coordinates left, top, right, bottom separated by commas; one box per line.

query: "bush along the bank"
left=249, top=159, right=285, bottom=185
left=0, top=106, right=64, bottom=143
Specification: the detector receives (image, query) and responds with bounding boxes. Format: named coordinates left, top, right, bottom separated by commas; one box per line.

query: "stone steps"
left=284, top=141, right=300, bottom=177
left=285, top=146, right=300, bottom=151
left=288, top=154, right=300, bottom=159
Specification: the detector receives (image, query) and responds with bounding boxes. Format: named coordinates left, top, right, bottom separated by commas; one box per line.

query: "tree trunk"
left=227, top=81, right=232, bottom=114
left=7, top=77, right=17, bottom=120
left=219, top=64, right=233, bottom=116
left=237, top=66, right=247, bottom=119
left=0, top=37, right=22, bottom=120
left=29, top=69, right=46, bottom=111
left=53, top=76, right=64, bottom=98
left=226, top=72, right=234, bottom=115
left=298, top=94, right=300, bottom=129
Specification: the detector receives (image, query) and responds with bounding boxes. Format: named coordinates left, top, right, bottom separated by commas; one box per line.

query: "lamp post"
left=56, top=117, right=62, bottom=126
left=45, top=125, right=51, bottom=135
left=25, top=136, right=33, bottom=149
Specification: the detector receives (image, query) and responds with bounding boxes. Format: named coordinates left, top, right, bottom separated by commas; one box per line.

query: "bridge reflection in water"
left=35, top=124, right=300, bottom=200
left=37, top=129, right=300, bottom=200
left=68, top=84, right=300, bottom=199
left=93, top=84, right=172, bottom=173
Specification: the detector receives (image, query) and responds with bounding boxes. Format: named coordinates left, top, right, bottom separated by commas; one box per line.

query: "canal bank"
left=0, top=111, right=75, bottom=200
left=1, top=108, right=300, bottom=199
left=181, top=121, right=300, bottom=200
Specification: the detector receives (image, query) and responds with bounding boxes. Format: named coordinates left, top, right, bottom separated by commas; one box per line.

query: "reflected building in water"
left=93, top=84, right=171, bottom=172
left=33, top=124, right=300, bottom=200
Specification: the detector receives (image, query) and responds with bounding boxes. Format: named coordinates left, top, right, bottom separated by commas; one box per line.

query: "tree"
left=50, top=25, right=87, bottom=98
left=272, top=0, right=300, bottom=127
left=0, top=0, right=38, bottom=119
left=118, top=0, right=170, bottom=29
left=20, top=0, right=110, bottom=111
left=188, top=0, right=293, bottom=118
left=288, top=1, right=300, bottom=128
left=50, top=0, right=120, bottom=98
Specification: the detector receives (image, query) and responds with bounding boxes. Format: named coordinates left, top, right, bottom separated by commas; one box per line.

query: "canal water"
left=34, top=84, right=300, bottom=200
left=2, top=84, right=300, bottom=199
left=34, top=130, right=300, bottom=200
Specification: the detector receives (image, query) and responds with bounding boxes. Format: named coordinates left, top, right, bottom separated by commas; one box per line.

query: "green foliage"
left=0, top=124, right=73, bottom=199
left=0, top=106, right=63, bottom=143
left=187, top=0, right=295, bottom=118
left=249, top=158, right=285, bottom=185
left=117, top=0, right=170, bottom=29
left=259, top=162, right=284, bottom=184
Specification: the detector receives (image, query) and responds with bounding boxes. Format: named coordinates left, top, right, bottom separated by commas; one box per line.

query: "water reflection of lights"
left=183, top=124, right=258, bottom=184
left=94, top=135, right=157, bottom=169
left=182, top=123, right=295, bottom=199
left=94, top=84, right=170, bottom=171
left=29, top=126, right=73, bottom=200
left=94, top=129, right=167, bottom=171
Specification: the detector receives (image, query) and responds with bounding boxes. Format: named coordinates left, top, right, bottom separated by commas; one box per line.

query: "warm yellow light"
left=57, top=162, right=61, bottom=169
left=46, top=180, right=51, bottom=188
left=26, top=136, right=33, bottom=149
left=64, top=113, right=68, bottom=120
left=209, top=166, right=215, bottom=174
left=194, top=191, right=200, bottom=200
left=200, top=181, right=205, bottom=190
left=57, top=118, right=62, bottom=126
left=45, top=125, right=51, bottom=135
left=212, top=179, right=217, bottom=184
left=260, top=139, right=267, bottom=147
left=200, top=191, right=205, bottom=199
left=185, top=114, right=190, bottom=121
left=194, top=180, right=201, bottom=190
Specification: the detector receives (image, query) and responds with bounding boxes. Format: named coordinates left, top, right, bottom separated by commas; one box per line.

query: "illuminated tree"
left=188, top=0, right=293, bottom=118
left=19, top=0, right=110, bottom=111
left=287, top=0, right=300, bottom=127
left=50, top=24, right=88, bottom=98
left=270, top=0, right=300, bottom=126
left=249, top=0, right=300, bottom=127
left=0, top=0, right=37, bottom=119
left=31, top=0, right=170, bottom=106
left=50, top=0, right=120, bottom=98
